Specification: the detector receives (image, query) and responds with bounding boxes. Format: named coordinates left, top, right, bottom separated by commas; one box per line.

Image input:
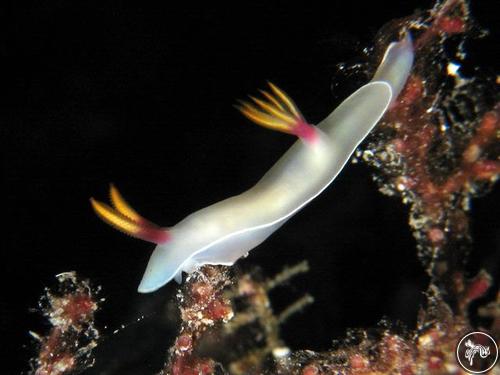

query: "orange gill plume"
left=236, top=82, right=317, bottom=142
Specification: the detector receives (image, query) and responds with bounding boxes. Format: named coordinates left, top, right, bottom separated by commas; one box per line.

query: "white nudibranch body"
left=91, top=34, right=414, bottom=293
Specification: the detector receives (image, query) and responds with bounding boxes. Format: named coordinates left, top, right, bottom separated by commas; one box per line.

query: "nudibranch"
left=91, top=34, right=414, bottom=293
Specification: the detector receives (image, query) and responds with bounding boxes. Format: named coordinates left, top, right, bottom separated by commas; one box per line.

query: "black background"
left=4, top=1, right=499, bottom=373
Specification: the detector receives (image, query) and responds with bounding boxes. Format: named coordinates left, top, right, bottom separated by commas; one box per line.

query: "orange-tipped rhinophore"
left=91, top=184, right=170, bottom=244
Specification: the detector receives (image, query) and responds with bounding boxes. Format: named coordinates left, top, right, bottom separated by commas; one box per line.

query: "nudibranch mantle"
left=91, top=34, right=413, bottom=293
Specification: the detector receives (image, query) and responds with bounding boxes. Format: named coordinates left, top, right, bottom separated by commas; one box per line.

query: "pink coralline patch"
left=179, top=277, right=233, bottom=327
left=428, top=227, right=445, bottom=244
left=187, top=279, right=233, bottom=323
left=176, top=334, right=193, bottom=352
left=359, top=0, right=499, bottom=306
left=302, top=365, right=320, bottom=375
left=164, top=266, right=233, bottom=374
left=427, top=351, right=443, bottom=370
left=171, top=356, right=215, bottom=375
left=400, top=367, right=415, bottom=375
left=413, top=0, right=469, bottom=50
left=206, top=299, right=233, bottom=321
left=55, top=292, right=97, bottom=329
left=480, top=112, right=498, bottom=137
left=472, top=160, right=500, bottom=179
left=164, top=263, right=313, bottom=375
left=398, top=75, right=424, bottom=106
left=436, top=16, right=465, bottom=34
left=349, top=353, right=368, bottom=370
left=276, top=292, right=481, bottom=375
left=35, top=328, right=76, bottom=375
left=378, top=334, right=415, bottom=372
left=392, top=139, right=406, bottom=154
left=35, top=350, right=76, bottom=375
left=191, top=282, right=214, bottom=304
left=31, top=272, right=100, bottom=375
left=464, top=270, right=492, bottom=304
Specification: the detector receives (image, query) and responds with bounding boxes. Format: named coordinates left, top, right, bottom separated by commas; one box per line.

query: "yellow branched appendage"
left=109, top=183, right=143, bottom=223
left=90, top=198, right=144, bottom=237
left=90, top=185, right=170, bottom=244
left=236, top=82, right=316, bottom=142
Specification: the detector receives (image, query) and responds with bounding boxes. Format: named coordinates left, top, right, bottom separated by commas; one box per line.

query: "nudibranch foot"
left=90, top=185, right=170, bottom=244
left=237, top=82, right=317, bottom=143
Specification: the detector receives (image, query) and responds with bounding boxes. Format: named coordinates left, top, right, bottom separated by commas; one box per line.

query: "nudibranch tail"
left=236, top=82, right=317, bottom=142
left=91, top=185, right=170, bottom=244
